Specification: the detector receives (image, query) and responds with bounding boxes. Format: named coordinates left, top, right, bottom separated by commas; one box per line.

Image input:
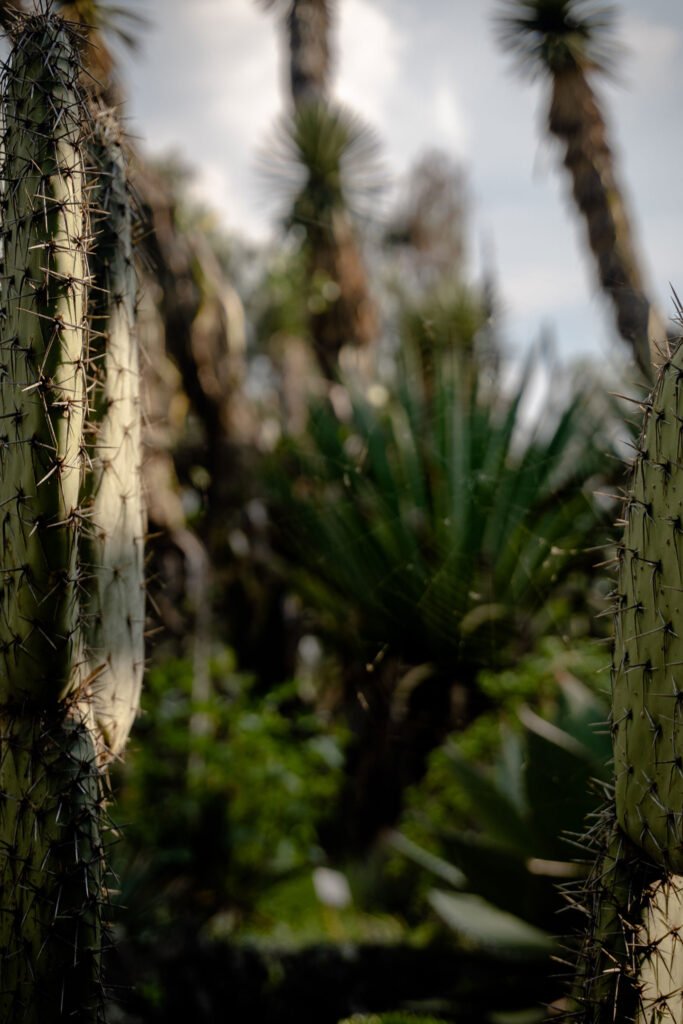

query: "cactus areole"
left=612, top=340, right=683, bottom=872
left=0, top=13, right=144, bottom=1021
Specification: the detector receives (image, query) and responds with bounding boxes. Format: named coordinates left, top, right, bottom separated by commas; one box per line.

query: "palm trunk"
left=548, top=67, right=667, bottom=378
left=307, top=205, right=378, bottom=377
left=287, top=0, right=331, bottom=107
left=275, top=0, right=378, bottom=376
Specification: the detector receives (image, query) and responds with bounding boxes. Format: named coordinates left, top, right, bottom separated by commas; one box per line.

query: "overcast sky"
left=117, top=0, right=683, bottom=368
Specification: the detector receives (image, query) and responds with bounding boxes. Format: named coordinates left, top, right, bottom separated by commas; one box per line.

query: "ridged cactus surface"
left=0, top=712, right=104, bottom=1021
left=612, top=340, right=683, bottom=871
left=569, top=811, right=660, bottom=1022
left=83, top=112, right=145, bottom=756
left=0, top=11, right=143, bottom=1021
left=0, top=16, right=88, bottom=703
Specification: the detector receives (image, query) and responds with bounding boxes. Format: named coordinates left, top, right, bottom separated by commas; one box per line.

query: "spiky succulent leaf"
left=272, top=340, right=612, bottom=673
left=265, top=101, right=383, bottom=226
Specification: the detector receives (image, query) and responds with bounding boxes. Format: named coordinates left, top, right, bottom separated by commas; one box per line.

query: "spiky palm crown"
left=496, top=0, right=618, bottom=76
left=267, top=102, right=382, bottom=229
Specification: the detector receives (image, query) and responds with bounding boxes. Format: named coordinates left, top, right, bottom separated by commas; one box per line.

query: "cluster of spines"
left=0, top=705, right=109, bottom=1022
left=560, top=803, right=663, bottom=1023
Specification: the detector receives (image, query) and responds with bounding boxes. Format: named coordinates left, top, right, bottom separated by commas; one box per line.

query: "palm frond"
left=262, top=102, right=384, bottom=226
left=496, top=0, right=619, bottom=76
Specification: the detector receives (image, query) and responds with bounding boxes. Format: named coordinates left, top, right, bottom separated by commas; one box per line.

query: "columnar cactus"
left=0, top=12, right=143, bottom=1022
left=568, top=339, right=683, bottom=1021
left=612, top=345, right=683, bottom=868
left=83, top=110, right=145, bottom=757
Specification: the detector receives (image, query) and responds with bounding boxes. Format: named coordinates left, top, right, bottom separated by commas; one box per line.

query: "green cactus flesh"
left=613, top=341, right=683, bottom=872
left=0, top=709, right=104, bottom=1021
left=0, top=16, right=88, bottom=704
left=0, top=13, right=142, bottom=1021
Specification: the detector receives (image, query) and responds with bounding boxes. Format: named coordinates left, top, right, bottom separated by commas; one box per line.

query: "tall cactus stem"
left=0, top=14, right=89, bottom=704
left=612, top=339, right=683, bottom=871
left=0, top=12, right=143, bottom=1021
left=82, top=109, right=144, bottom=757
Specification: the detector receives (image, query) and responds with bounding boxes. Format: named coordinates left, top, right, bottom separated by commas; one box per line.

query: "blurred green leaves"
left=390, top=675, right=611, bottom=959
left=114, top=652, right=347, bottom=933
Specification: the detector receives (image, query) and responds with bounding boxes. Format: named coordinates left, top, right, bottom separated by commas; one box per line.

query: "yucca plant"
left=496, top=0, right=667, bottom=379
left=0, top=11, right=143, bottom=1021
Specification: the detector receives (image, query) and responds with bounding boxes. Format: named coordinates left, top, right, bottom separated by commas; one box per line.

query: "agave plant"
left=270, top=295, right=618, bottom=842
left=496, top=0, right=667, bottom=378
left=274, top=321, right=611, bottom=671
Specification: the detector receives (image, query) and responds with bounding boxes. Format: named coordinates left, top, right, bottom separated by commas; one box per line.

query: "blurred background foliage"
left=6, top=0, right=661, bottom=1021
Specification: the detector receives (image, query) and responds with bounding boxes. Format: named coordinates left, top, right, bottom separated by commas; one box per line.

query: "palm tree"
left=497, top=0, right=667, bottom=380
left=268, top=102, right=380, bottom=376
left=261, top=0, right=378, bottom=377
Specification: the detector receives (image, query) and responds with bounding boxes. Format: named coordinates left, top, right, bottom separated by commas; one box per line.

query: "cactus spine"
left=0, top=12, right=143, bottom=1022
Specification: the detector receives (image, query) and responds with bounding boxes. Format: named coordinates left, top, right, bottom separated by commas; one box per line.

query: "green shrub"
left=113, top=652, right=346, bottom=934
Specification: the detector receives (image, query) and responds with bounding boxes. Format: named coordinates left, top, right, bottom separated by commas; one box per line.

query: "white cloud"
left=620, top=14, right=682, bottom=88
left=116, top=0, right=683, bottom=362
left=334, top=0, right=402, bottom=125
left=433, top=79, right=468, bottom=151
